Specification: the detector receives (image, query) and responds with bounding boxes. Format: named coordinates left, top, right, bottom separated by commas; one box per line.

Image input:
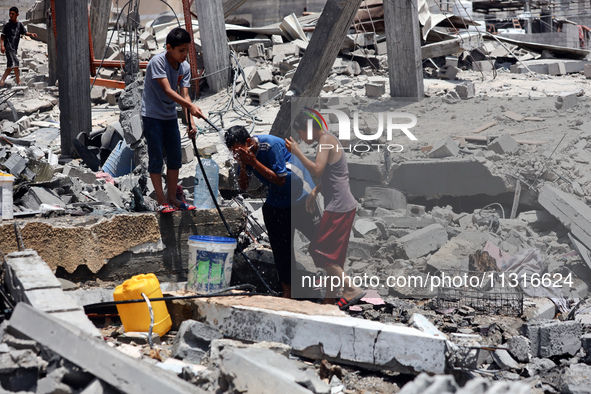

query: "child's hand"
left=188, top=125, right=197, bottom=140
left=233, top=146, right=256, bottom=166
left=189, top=104, right=204, bottom=119
left=285, top=137, right=300, bottom=155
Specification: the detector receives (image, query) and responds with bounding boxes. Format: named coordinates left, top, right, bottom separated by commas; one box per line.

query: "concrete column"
left=194, top=0, right=230, bottom=92
left=90, top=0, right=111, bottom=61
left=384, top=0, right=424, bottom=100
left=55, top=0, right=92, bottom=160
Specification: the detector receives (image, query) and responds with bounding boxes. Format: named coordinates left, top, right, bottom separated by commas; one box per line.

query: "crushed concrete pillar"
left=395, top=224, right=448, bottom=259
left=522, top=320, right=581, bottom=358
left=487, top=134, right=518, bottom=154
left=429, top=136, right=459, bottom=158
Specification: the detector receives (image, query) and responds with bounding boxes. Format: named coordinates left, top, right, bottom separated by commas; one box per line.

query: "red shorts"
left=309, top=209, right=356, bottom=269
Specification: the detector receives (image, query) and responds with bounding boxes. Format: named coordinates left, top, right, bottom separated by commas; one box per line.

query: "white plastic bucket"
left=0, top=172, right=14, bottom=220
left=187, top=235, right=237, bottom=293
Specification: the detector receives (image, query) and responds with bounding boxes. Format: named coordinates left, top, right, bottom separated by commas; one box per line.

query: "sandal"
left=336, top=292, right=366, bottom=311
left=157, top=203, right=178, bottom=213
left=179, top=202, right=196, bottom=211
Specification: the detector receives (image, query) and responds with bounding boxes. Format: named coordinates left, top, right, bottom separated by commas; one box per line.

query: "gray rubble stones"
left=125, top=113, right=143, bottom=145
left=248, top=43, right=265, bottom=58
left=63, top=166, right=97, bottom=184
left=248, top=67, right=273, bottom=88
left=455, top=81, right=475, bottom=99
left=171, top=320, right=223, bottom=363
left=522, top=320, right=581, bottom=358
left=398, top=373, right=458, bottom=394
left=487, top=134, right=518, bottom=154
left=442, top=90, right=461, bottom=104
left=429, top=137, right=459, bottom=158
left=506, top=335, right=531, bottom=363
left=491, top=349, right=519, bottom=370
left=22, top=187, right=65, bottom=210
left=559, top=363, right=591, bottom=394
left=365, top=82, right=385, bottom=97
left=438, top=65, right=459, bottom=80
left=353, top=218, right=379, bottom=237
left=218, top=347, right=329, bottom=394
left=473, top=61, right=493, bottom=72
left=363, top=187, right=406, bottom=210
left=556, top=93, right=578, bottom=110
left=524, top=357, right=556, bottom=378
left=585, top=64, right=591, bottom=79
left=395, top=224, right=448, bottom=260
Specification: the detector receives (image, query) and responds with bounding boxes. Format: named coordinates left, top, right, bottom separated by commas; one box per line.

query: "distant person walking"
left=0, top=7, right=37, bottom=87
left=286, top=112, right=365, bottom=309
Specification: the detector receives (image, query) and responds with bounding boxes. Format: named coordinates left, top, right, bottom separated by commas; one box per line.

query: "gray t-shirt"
left=141, top=52, right=191, bottom=120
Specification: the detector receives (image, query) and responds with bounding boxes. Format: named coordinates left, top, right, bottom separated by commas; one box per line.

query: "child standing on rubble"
left=141, top=27, right=204, bottom=213
left=224, top=125, right=317, bottom=298
left=0, top=7, right=37, bottom=87
left=286, top=112, right=365, bottom=310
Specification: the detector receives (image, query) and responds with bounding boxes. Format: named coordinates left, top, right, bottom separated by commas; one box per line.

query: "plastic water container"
left=102, top=139, right=134, bottom=178
left=0, top=172, right=14, bottom=220
left=187, top=235, right=236, bottom=293
left=113, top=273, right=172, bottom=337
left=193, top=154, right=219, bottom=209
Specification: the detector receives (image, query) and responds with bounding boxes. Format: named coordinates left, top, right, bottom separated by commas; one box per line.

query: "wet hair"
left=224, top=126, right=250, bottom=149
left=9, top=7, right=18, bottom=14
left=166, top=27, right=191, bottom=48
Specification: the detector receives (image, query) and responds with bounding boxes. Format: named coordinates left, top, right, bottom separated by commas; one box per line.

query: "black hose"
left=189, top=114, right=277, bottom=295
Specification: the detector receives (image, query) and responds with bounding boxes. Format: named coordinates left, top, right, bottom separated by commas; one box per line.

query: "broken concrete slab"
left=388, top=159, right=511, bottom=198
left=365, top=82, right=385, bottom=97
left=426, top=236, right=481, bottom=273
left=8, top=303, right=202, bottom=394
left=454, top=81, right=474, bottom=99
left=395, top=224, right=448, bottom=260
left=555, top=92, right=578, bottom=110
left=539, top=185, right=591, bottom=255
left=522, top=320, right=581, bottom=358
left=559, top=363, right=591, bottom=394
left=506, top=335, right=531, bottom=363
left=218, top=347, right=329, bottom=394
left=363, top=187, right=406, bottom=210
left=170, top=296, right=447, bottom=374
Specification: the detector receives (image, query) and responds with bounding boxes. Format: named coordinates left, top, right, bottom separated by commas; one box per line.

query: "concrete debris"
left=395, top=224, right=448, bottom=259
left=487, top=134, right=518, bottom=154
left=522, top=320, right=582, bottom=358
left=171, top=320, right=223, bottom=363
left=428, top=137, right=459, bottom=158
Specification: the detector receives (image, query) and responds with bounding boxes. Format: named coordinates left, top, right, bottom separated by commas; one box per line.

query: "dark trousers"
left=262, top=201, right=316, bottom=284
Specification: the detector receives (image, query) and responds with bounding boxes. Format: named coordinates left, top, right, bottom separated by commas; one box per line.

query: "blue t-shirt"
left=246, top=135, right=314, bottom=209
left=141, top=52, right=191, bottom=120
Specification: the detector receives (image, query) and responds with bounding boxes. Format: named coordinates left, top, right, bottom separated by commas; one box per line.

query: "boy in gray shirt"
left=141, top=27, right=204, bottom=212
left=0, top=6, right=37, bottom=87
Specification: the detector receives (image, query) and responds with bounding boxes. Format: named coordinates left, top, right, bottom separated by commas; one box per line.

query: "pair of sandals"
left=157, top=202, right=196, bottom=213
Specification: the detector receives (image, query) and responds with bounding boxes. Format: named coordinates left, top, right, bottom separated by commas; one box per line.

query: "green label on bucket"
left=210, top=262, right=222, bottom=284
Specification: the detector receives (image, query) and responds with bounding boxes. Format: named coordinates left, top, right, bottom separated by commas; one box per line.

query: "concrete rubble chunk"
left=171, top=319, right=223, bottom=363
left=429, top=136, right=459, bottom=158
left=248, top=67, right=273, bottom=88
left=398, top=373, right=458, bottom=394
left=125, top=113, right=143, bottom=145
left=8, top=303, right=202, bottom=394
left=353, top=218, right=379, bottom=237
left=365, top=82, right=385, bottom=97
left=218, top=347, right=329, bottom=394
left=506, top=335, right=531, bottom=363
left=437, top=65, right=459, bottom=80
left=559, top=363, right=591, bottom=394
left=22, top=187, right=65, bottom=210
left=556, top=92, right=578, bottom=110
left=491, top=349, right=520, bottom=370
left=487, top=134, right=518, bottom=154
left=248, top=43, right=265, bottom=58
left=395, top=224, right=448, bottom=260
left=522, top=320, right=581, bottom=358
left=454, top=81, right=474, bottom=99
left=585, top=64, right=591, bottom=79
left=363, top=187, right=406, bottom=210
left=539, top=185, right=591, bottom=257
left=63, top=166, right=97, bottom=184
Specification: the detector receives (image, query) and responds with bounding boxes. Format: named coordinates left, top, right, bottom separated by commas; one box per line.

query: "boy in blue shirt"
left=141, top=27, right=204, bottom=213
left=225, top=126, right=317, bottom=298
left=0, top=7, right=37, bottom=87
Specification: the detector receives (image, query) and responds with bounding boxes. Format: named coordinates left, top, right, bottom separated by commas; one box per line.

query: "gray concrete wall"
left=234, top=0, right=327, bottom=27
left=500, top=26, right=582, bottom=49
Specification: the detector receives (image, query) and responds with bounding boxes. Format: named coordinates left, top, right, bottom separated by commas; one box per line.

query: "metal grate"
left=435, top=270, right=524, bottom=316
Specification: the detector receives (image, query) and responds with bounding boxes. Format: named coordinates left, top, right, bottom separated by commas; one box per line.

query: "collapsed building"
left=0, top=0, right=591, bottom=393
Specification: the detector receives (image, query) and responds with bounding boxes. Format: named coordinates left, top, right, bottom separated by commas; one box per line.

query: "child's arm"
left=156, top=77, right=203, bottom=119
left=25, top=32, right=37, bottom=39
left=285, top=135, right=331, bottom=177
left=180, top=87, right=197, bottom=139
